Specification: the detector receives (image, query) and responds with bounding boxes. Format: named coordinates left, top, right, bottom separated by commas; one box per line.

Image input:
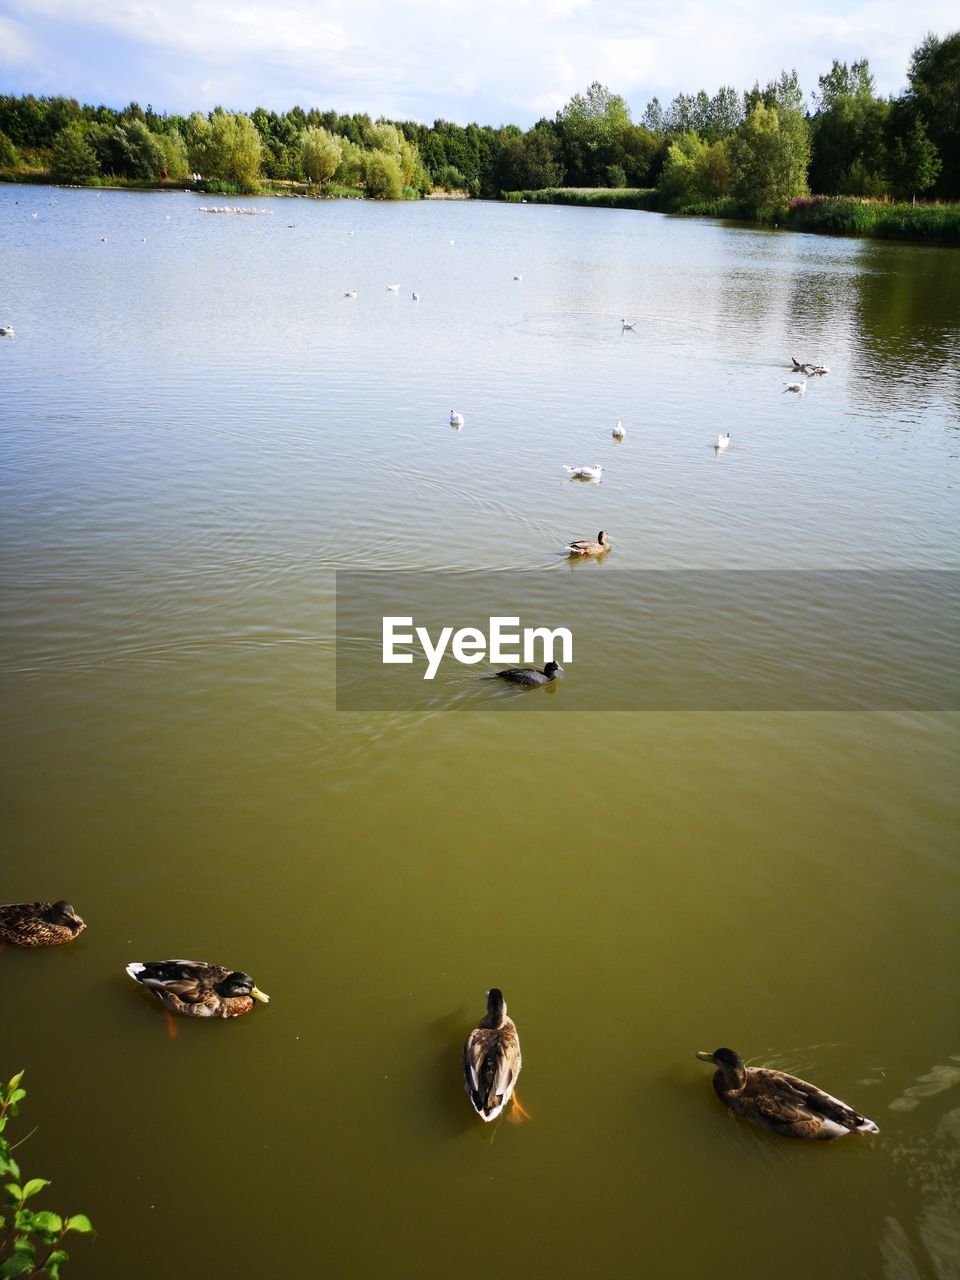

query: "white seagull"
left=343, top=289, right=358, bottom=299
left=564, top=464, right=604, bottom=481
left=386, top=284, right=400, bottom=292
left=450, top=410, right=465, bottom=428
left=0, top=325, right=14, bottom=338
left=513, top=274, right=523, bottom=281
left=613, top=420, right=625, bottom=439
left=808, top=364, right=830, bottom=376
left=621, top=319, right=636, bottom=331
left=783, top=380, right=807, bottom=395
left=715, top=433, right=731, bottom=450
left=412, top=291, right=420, bottom=301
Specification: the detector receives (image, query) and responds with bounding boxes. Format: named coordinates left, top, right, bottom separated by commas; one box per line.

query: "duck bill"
left=695, top=1050, right=714, bottom=1062
left=251, top=987, right=271, bottom=1004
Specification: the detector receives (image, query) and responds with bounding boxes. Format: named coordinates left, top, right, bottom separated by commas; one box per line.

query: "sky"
left=0, top=0, right=956, bottom=126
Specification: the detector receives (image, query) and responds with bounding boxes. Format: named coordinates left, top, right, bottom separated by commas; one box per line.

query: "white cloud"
left=4, top=0, right=958, bottom=120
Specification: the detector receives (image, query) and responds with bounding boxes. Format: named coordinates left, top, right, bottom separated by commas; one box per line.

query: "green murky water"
left=1, top=186, right=958, bottom=1279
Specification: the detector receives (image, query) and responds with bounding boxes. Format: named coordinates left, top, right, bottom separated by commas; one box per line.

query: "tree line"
left=0, top=29, right=956, bottom=206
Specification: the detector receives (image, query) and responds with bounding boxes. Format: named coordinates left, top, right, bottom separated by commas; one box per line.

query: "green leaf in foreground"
left=65, top=1214, right=94, bottom=1235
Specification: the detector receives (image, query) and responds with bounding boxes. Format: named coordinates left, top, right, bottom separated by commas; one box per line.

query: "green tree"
left=903, top=31, right=960, bottom=198
left=301, top=125, right=342, bottom=187
left=113, top=118, right=165, bottom=180
left=658, top=131, right=731, bottom=206
left=363, top=148, right=403, bottom=198
left=334, top=137, right=364, bottom=186
left=810, top=59, right=890, bottom=195
left=0, top=129, right=19, bottom=168
left=207, top=110, right=262, bottom=190
left=557, top=81, right=632, bottom=184
left=50, top=123, right=99, bottom=181
left=889, top=116, right=942, bottom=202
left=731, top=101, right=810, bottom=212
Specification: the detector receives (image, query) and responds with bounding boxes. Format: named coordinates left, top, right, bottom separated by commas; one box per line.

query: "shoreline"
left=3, top=174, right=957, bottom=246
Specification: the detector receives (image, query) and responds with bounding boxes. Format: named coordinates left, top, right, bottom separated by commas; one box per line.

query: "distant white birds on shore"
left=564, top=464, right=604, bottom=481
left=621, top=319, right=636, bottom=331
left=613, top=420, right=625, bottom=439
left=343, top=289, right=357, bottom=299
left=412, top=291, right=420, bottom=301
left=450, top=410, right=464, bottom=428
left=0, top=325, right=14, bottom=338
left=783, top=380, right=807, bottom=395
left=386, top=284, right=400, bottom=291
left=715, top=433, right=731, bottom=450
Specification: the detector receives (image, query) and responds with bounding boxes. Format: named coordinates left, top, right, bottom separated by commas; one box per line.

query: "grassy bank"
left=502, top=187, right=960, bottom=245
left=502, top=187, right=658, bottom=211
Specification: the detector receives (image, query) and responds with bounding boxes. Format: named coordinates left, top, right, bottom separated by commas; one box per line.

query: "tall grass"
left=502, top=187, right=658, bottom=211
left=784, top=197, right=960, bottom=244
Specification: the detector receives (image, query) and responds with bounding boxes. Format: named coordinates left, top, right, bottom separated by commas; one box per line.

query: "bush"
left=0, top=129, right=19, bottom=168
left=50, top=124, right=99, bottom=181
left=1, top=1068, right=95, bottom=1277
left=364, top=148, right=403, bottom=199
left=439, top=163, right=466, bottom=192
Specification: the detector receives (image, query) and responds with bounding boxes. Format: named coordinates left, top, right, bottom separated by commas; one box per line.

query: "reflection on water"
left=0, top=186, right=958, bottom=1280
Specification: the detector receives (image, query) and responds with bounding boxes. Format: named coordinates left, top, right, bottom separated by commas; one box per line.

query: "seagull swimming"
left=343, top=289, right=358, bottom=299
left=412, top=291, right=420, bottom=301
left=621, top=319, right=636, bottom=331
left=613, top=420, right=625, bottom=439
left=808, top=364, right=830, bottom=376
left=514, top=274, right=523, bottom=281
left=450, top=410, right=465, bottom=428
left=563, top=465, right=604, bottom=481
left=0, top=325, right=14, bottom=338
left=783, top=380, right=807, bottom=395
left=715, top=433, right=731, bottom=450
left=386, top=284, right=400, bottom=291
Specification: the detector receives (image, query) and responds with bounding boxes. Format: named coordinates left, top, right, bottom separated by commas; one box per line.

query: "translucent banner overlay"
left=335, top=571, right=959, bottom=711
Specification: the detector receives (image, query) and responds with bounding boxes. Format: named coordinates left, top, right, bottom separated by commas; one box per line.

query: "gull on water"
left=715, top=433, right=731, bottom=450
left=343, top=289, right=358, bottom=299
left=0, top=326, right=14, bottom=338
left=564, top=465, right=604, bottom=481
left=386, top=284, right=400, bottom=291
left=613, top=420, right=625, bottom=439
left=450, top=410, right=465, bottom=428
left=412, top=291, right=420, bottom=301
left=621, top=318, right=636, bottom=331
left=783, top=380, right=807, bottom=395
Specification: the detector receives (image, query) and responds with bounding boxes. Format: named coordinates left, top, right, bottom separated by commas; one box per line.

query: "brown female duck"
left=565, top=530, right=610, bottom=557
left=0, top=900, right=86, bottom=946
left=462, top=989, right=522, bottom=1121
left=696, top=1047, right=879, bottom=1139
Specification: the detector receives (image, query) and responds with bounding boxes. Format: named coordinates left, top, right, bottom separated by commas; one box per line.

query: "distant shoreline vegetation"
left=1, top=29, right=957, bottom=242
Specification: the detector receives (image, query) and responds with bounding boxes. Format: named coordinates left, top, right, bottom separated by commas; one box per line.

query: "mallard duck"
left=564, top=464, right=604, bottom=481
left=462, top=989, right=522, bottom=1121
left=126, top=960, right=270, bottom=1018
left=696, top=1048, right=879, bottom=1139
left=0, top=900, right=86, bottom=947
left=493, top=661, right=562, bottom=687
left=566, top=530, right=610, bottom=557
left=450, top=409, right=465, bottom=427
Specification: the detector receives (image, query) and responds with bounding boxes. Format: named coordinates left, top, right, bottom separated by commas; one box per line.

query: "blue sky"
left=0, top=0, right=956, bottom=125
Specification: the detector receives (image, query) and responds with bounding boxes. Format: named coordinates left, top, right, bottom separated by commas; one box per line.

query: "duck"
left=0, top=900, right=86, bottom=947
left=715, top=433, right=731, bottom=450
left=449, top=409, right=465, bottom=428
left=566, top=530, right=610, bottom=557
left=783, top=380, right=806, bottom=395
left=493, top=661, right=562, bottom=687
left=613, top=420, right=625, bottom=439
left=563, top=464, right=604, bottom=481
left=125, top=960, right=270, bottom=1018
left=462, top=989, right=522, bottom=1121
left=696, top=1048, right=880, bottom=1140
left=0, top=326, right=14, bottom=338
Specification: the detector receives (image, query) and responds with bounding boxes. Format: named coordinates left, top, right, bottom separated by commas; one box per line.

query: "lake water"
left=1, top=185, right=958, bottom=1279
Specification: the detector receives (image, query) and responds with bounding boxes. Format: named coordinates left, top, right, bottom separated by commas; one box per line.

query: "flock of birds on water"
left=2, top=899, right=879, bottom=1138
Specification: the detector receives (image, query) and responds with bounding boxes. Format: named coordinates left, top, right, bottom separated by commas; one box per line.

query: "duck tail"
left=856, top=1116, right=880, bottom=1134
left=126, top=962, right=146, bottom=983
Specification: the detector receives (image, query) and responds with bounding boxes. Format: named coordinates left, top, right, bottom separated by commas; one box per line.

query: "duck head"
left=486, top=988, right=506, bottom=1026
left=219, top=971, right=270, bottom=1002
left=697, top=1047, right=747, bottom=1093
left=543, top=662, right=563, bottom=679
left=49, top=900, right=86, bottom=935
